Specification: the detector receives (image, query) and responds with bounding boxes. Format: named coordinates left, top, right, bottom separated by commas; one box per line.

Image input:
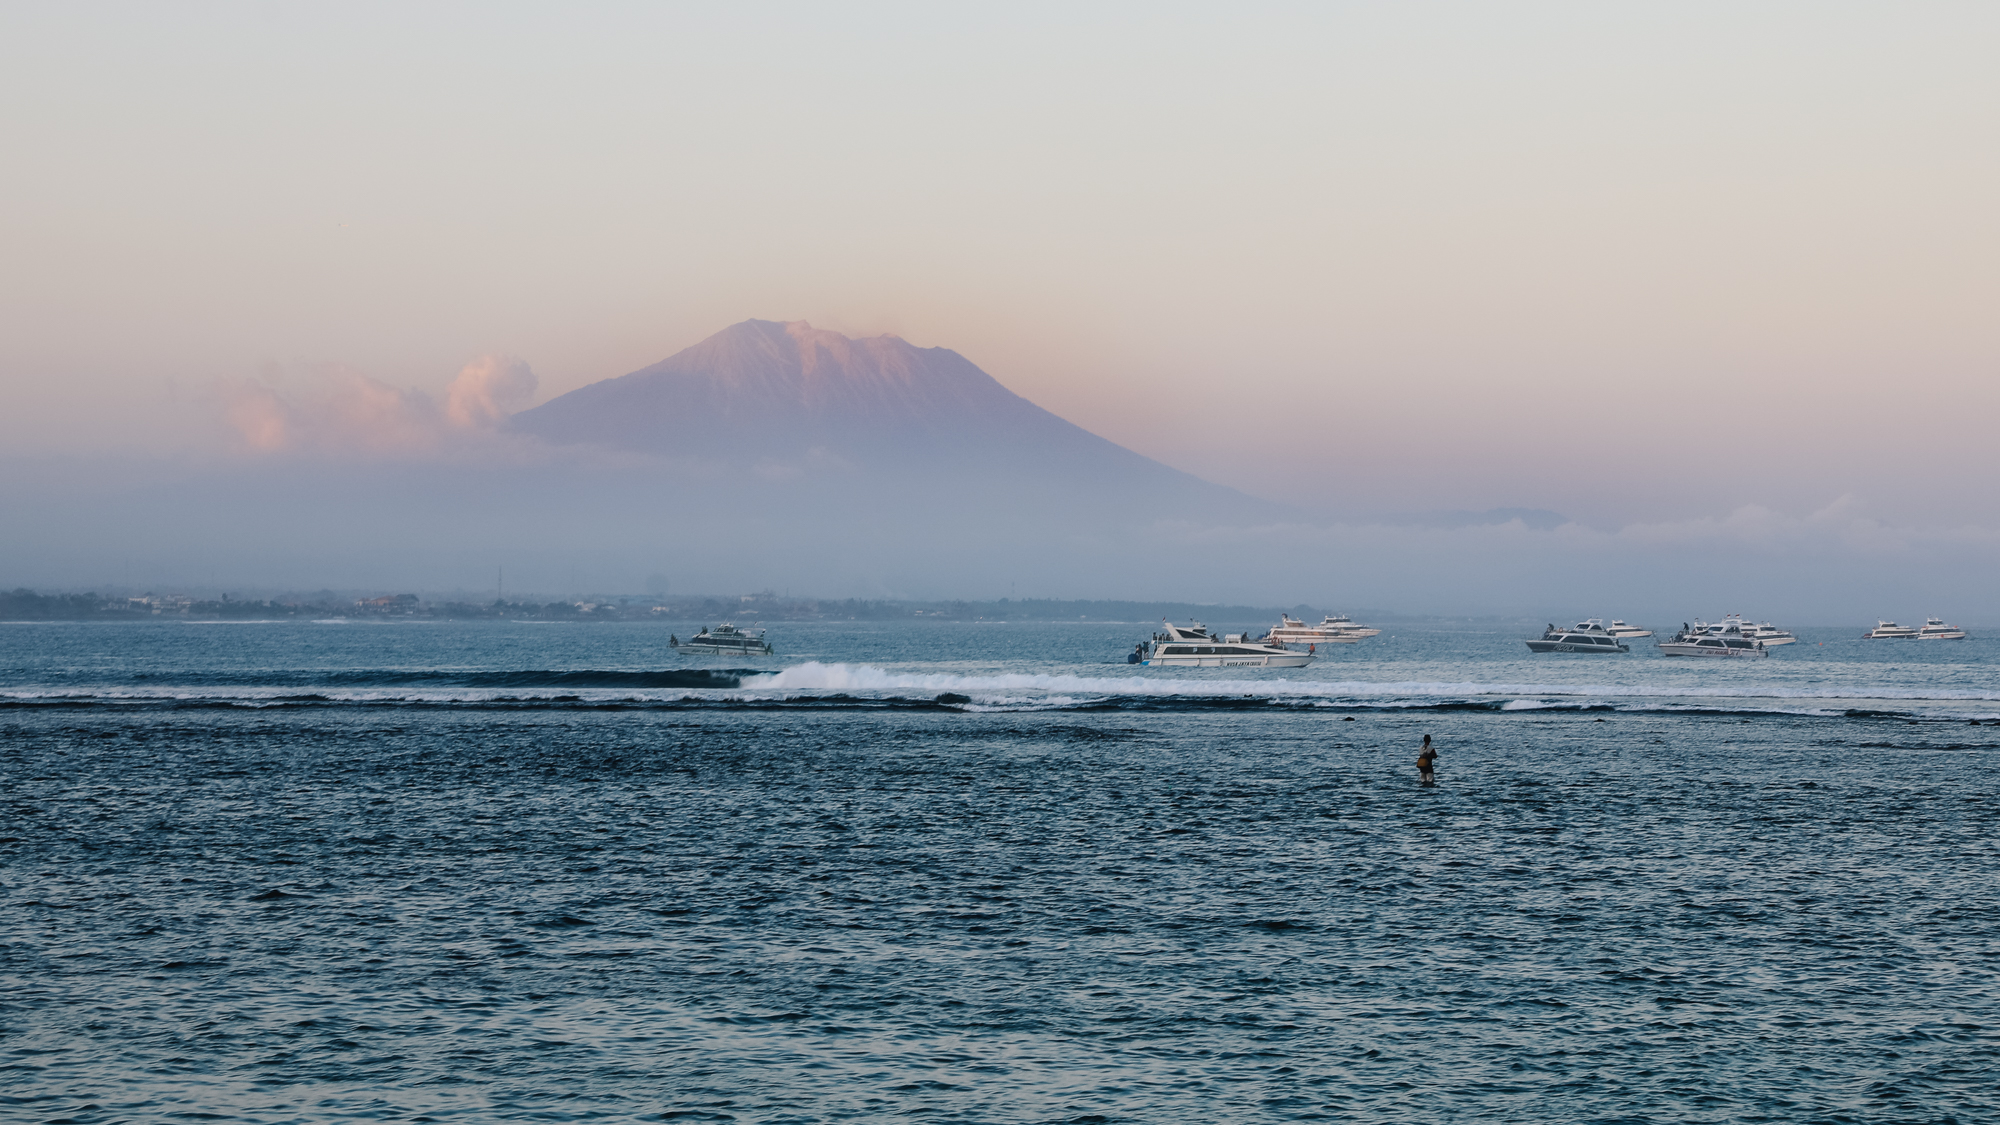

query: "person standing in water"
left=1417, top=734, right=1438, bottom=784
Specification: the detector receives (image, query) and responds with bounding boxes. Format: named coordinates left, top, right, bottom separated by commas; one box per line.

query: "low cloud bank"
left=1187, top=500, right=2000, bottom=620
left=219, top=356, right=537, bottom=454
left=1285, top=496, right=2000, bottom=559
left=4, top=442, right=1996, bottom=623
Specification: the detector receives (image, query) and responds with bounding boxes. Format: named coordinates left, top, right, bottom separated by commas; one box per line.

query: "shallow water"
left=4, top=620, right=1997, bottom=1121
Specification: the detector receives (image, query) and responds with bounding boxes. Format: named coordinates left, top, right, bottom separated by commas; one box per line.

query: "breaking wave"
left=50, top=668, right=749, bottom=690
left=742, top=661, right=2000, bottom=704
left=4, top=661, right=1999, bottom=720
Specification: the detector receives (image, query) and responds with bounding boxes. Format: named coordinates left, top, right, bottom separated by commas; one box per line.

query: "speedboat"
left=1674, top=614, right=1794, bottom=646
left=1320, top=614, right=1380, bottom=639
left=1658, top=634, right=1769, bottom=658
left=1694, top=614, right=1795, bottom=646
left=1862, top=620, right=1920, bottom=639
left=1264, top=613, right=1379, bottom=644
left=1606, top=620, right=1653, bottom=638
left=1658, top=618, right=1768, bottom=657
left=1525, top=621, right=1630, bottom=654
left=1738, top=619, right=1797, bottom=646
left=1917, top=617, right=1967, bottom=640
left=1138, top=620, right=1315, bottom=667
left=670, top=623, right=773, bottom=656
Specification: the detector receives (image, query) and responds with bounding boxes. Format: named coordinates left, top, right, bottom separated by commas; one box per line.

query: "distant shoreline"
left=0, top=587, right=1448, bottom=625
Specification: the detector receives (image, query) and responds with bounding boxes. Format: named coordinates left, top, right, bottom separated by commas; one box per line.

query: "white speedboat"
left=1138, top=621, right=1315, bottom=667
left=1320, top=614, right=1380, bottom=638
left=1658, top=634, right=1769, bottom=657
left=1606, top=620, right=1653, bottom=638
left=1658, top=618, right=1768, bottom=657
left=1738, top=619, right=1797, bottom=646
left=1693, top=614, right=1795, bottom=646
left=1917, top=617, right=1967, bottom=640
left=1264, top=613, right=1379, bottom=644
left=1674, top=614, right=1794, bottom=646
left=670, top=623, right=773, bottom=656
left=1862, top=620, right=1919, bottom=639
left=1526, top=621, right=1630, bottom=654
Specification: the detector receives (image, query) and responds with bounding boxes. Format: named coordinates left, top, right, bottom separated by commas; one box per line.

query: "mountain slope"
left=507, top=319, right=1279, bottom=519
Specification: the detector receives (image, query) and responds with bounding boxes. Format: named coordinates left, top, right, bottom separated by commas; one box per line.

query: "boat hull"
left=1657, top=641, right=1768, bottom=658
left=1266, top=632, right=1363, bottom=644
left=672, top=643, right=772, bottom=656
left=1525, top=640, right=1629, bottom=654
left=1145, top=652, right=1315, bottom=668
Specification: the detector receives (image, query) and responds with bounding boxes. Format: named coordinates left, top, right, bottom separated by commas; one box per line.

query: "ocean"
left=4, top=618, right=1996, bottom=1122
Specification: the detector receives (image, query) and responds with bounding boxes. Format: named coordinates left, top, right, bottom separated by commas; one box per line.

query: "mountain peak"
left=511, top=318, right=1029, bottom=447
left=504, top=319, right=1281, bottom=520
left=771, top=320, right=920, bottom=382
left=783, top=319, right=901, bottom=347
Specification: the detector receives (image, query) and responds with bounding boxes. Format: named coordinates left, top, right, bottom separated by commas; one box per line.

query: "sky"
left=3, top=2, right=1997, bottom=613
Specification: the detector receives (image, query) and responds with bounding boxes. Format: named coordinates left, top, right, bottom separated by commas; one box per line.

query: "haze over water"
left=5, top=619, right=1996, bottom=1121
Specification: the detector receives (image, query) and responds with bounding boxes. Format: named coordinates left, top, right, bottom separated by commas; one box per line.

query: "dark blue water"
left=4, top=620, right=1997, bottom=1121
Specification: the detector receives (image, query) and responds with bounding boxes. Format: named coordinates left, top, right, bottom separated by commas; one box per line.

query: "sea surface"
left=4, top=617, right=1997, bottom=1123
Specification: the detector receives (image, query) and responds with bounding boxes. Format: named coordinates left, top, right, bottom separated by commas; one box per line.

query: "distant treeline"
left=0, top=588, right=659, bottom=621
left=1, top=587, right=1321, bottom=623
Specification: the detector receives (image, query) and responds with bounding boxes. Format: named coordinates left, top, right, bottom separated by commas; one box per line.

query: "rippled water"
left=4, top=620, right=1997, bottom=1121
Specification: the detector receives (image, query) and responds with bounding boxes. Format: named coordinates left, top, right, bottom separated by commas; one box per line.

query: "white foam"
left=738, top=661, right=2000, bottom=704
left=9, top=659, right=2000, bottom=717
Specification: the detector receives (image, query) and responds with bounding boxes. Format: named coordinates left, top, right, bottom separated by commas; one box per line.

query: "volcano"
left=506, top=319, right=1274, bottom=520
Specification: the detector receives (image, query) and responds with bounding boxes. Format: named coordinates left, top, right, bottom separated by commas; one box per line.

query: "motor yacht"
left=1657, top=633, right=1769, bottom=658
left=670, top=623, right=774, bottom=656
left=1264, top=613, right=1379, bottom=644
left=1321, top=614, right=1381, bottom=639
left=1738, top=619, right=1797, bottom=646
left=1690, top=614, right=1795, bottom=646
left=1136, top=620, right=1315, bottom=667
left=1606, top=620, right=1653, bottom=638
left=1862, top=620, right=1920, bottom=639
left=1917, top=617, right=1968, bottom=640
left=1671, top=614, right=1794, bottom=647
left=1657, top=618, right=1767, bottom=657
left=1525, top=621, right=1630, bottom=654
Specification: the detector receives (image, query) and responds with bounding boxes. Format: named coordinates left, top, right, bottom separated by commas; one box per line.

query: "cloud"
left=219, top=356, right=536, bottom=455
left=445, top=356, right=537, bottom=429
left=222, top=383, right=291, bottom=453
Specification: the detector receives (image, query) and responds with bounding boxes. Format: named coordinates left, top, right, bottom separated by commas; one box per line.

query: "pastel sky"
left=3, top=2, right=1998, bottom=596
